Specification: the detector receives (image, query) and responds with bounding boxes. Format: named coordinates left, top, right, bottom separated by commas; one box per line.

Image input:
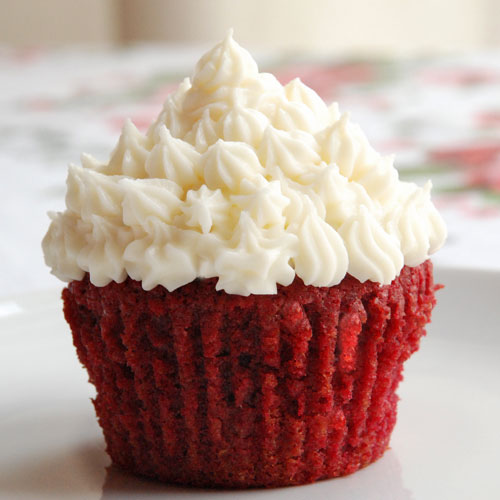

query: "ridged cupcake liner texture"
left=63, top=260, right=436, bottom=488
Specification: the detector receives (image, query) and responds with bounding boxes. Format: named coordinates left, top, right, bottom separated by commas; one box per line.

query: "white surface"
left=1, top=267, right=499, bottom=499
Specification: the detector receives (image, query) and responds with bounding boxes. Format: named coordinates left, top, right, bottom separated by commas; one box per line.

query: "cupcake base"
left=63, top=261, right=436, bottom=488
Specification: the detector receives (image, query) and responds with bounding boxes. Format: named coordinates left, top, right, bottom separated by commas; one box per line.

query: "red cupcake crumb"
left=63, top=260, right=436, bottom=488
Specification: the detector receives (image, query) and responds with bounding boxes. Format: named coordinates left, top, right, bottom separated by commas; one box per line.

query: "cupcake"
left=42, top=30, right=446, bottom=488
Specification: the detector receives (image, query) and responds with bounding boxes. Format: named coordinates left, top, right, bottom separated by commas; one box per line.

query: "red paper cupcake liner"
left=62, top=260, right=436, bottom=488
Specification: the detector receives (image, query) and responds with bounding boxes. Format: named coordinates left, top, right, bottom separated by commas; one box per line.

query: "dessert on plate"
left=42, top=30, right=446, bottom=488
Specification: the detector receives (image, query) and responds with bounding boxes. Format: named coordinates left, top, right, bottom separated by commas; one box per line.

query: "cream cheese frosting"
left=42, top=30, right=446, bottom=296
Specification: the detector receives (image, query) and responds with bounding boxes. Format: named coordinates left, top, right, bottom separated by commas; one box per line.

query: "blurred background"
left=2, top=0, right=500, bottom=52
left=1, top=0, right=500, bottom=298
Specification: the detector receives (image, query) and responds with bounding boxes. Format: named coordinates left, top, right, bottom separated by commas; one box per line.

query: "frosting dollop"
left=42, top=30, right=446, bottom=295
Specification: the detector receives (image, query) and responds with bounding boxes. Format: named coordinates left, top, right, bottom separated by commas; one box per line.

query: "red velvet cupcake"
left=62, top=262, right=436, bottom=487
left=43, top=31, right=446, bottom=488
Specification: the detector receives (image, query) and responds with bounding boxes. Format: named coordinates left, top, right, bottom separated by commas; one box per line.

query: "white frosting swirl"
left=294, top=211, right=348, bottom=287
left=42, top=30, right=446, bottom=295
left=145, top=126, right=202, bottom=190
left=338, top=206, right=404, bottom=284
left=203, top=139, right=264, bottom=192
left=221, top=105, right=268, bottom=146
left=386, top=181, right=447, bottom=266
left=191, top=29, right=258, bottom=91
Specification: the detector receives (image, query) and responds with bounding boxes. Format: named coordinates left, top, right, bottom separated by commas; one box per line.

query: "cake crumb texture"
left=63, top=261, right=436, bottom=488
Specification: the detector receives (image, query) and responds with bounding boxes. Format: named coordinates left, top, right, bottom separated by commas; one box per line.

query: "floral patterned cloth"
left=1, top=46, right=499, bottom=297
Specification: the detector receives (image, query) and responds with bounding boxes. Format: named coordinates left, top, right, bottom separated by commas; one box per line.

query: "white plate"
left=1, top=268, right=499, bottom=500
